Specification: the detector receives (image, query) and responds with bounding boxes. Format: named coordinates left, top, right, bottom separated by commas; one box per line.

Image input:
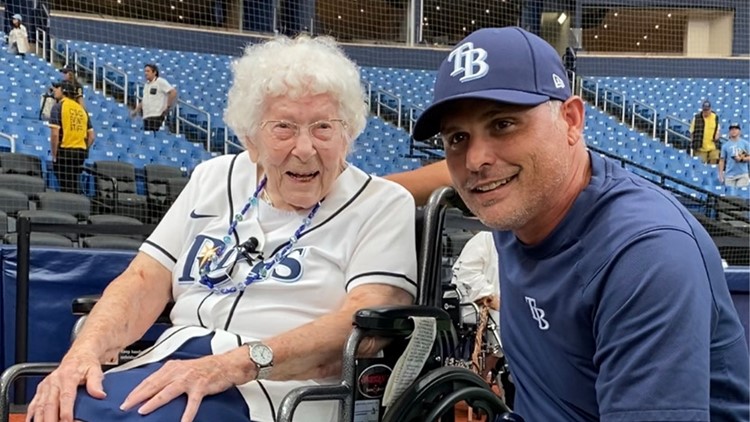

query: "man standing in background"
left=130, top=63, right=177, bottom=132
left=719, top=123, right=750, bottom=187
left=689, top=100, right=720, bottom=163
left=48, top=80, right=94, bottom=194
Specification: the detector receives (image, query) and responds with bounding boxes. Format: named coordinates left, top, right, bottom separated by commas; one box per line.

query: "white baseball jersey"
left=120, top=153, right=418, bottom=421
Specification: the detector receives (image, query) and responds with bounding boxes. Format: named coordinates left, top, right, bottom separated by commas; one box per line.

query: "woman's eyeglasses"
left=260, top=119, right=348, bottom=142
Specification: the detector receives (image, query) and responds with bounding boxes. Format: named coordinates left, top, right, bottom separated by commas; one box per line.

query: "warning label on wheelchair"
left=354, top=399, right=380, bottom=422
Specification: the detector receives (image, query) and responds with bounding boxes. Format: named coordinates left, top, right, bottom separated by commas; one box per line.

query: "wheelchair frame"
left=0, top=186, right=517, bottom=422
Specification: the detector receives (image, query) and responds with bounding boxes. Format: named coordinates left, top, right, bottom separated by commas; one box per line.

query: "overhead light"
left=643, top=35, right=648, bottom=39
left=557, top=13, right=567, bottom=25
left=667, top=13, right=672, bottom=18
left=614, top=12, right=618, bottom=17
left=636, top=41, right=641, bottom=46
left=485, top=9, right=490, bottom=14
left=594, top=35, right=599, bottom=39
left=655, top=24, right=660, bottom=29
left=603, top=24, right=608, bottom=29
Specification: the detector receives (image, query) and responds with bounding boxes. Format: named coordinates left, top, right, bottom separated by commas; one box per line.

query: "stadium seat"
left=91, top=161, right=148, bottom=221
left=37, top=192, right=92, bottom=222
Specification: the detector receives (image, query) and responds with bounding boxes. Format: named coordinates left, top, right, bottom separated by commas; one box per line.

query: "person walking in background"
left=60, top=65, right=85, bottom=106
left=48, top=80, right=94, bottom=194
left=7, top=13, right=29, bottom=57
left=130, top=63, right=178, bottom=132
left=689, top=100, right=720, bottom=163
left=719, top=122, right=750, bottom=187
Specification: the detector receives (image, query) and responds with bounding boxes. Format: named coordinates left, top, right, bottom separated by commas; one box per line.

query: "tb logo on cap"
left=448, top=42, right=489, bottom=83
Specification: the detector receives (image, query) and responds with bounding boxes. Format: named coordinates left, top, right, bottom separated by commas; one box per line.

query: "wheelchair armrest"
left=72, top=295, right=174, bottom=324
left=354, top=305, right=453, bottom=337
left=0, top=363, right=59, bottom=422
left=276, top=383, right=351, bottom=422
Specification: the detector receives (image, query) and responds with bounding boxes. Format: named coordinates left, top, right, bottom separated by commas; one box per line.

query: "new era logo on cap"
left=413, top=27, right=572, bottom=141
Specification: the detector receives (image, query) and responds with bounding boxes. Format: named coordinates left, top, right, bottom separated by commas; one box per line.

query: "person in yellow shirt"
left=689, top=100, right=720, bottom=164
left=48, top=80, right=94, bottom=194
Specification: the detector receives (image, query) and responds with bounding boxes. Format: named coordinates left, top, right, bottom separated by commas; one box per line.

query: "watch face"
left=251, top=344, right=273, bottom=366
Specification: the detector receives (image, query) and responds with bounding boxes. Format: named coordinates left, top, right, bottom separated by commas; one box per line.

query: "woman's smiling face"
left=245, top=93, right=349, bottom=211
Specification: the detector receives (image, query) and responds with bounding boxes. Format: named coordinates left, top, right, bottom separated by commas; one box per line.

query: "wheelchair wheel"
left=382, top=366, right=513, bottom=422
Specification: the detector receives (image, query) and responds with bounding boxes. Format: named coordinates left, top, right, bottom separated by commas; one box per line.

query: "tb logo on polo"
left=448, top=42, right=489, bottom=83
left=524, top=296, right=550, bottom=330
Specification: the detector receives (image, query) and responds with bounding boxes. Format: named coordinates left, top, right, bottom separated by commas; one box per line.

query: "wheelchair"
left=0, top=187, right=522, bottom=422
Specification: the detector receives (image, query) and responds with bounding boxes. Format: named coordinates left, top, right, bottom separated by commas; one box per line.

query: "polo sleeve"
left=594, top=229, right=713, bottom=422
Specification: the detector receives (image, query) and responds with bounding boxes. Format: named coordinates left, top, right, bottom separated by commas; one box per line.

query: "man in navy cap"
left=411, top=27, right=749, bottom=421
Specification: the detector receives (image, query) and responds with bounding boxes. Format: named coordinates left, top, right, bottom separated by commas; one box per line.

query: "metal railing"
left=101, top=63, right=129, bottom=105
left=374, top=89, right=403, bottom=129
left=664, top=115, right=692, bottom=152
left=175, top=100, right=211, bottom=150
left=0, top=132, right=16, bottom=153
left=630, top=99, right=658, bottom=138
left=580, top=78, right=600, bottom=107
left=33, top=28, right=47, bottom=61
left=602, top=87, right=627, bottom=121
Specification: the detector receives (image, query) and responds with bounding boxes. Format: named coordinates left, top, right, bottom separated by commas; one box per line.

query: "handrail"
left=74, top=51, right=98, bottom=91
left=664, top=115, right=692, bottom=152
left=101, top=63, right=129, bottom=105
left=51, top=36, right=70, bottom=65
left=602, top=87, right=626, bottom=121
left=33, top=28, right=47, bottom=61
left=224, top=136, right=244, bottom=155
left=630, top=99, right=658, bottom=138
left=580, top=78, right=599, bottom=107
left=0, top=132, right=16, bottom=153
left=175, top=100, right=211, bottom=151
left=374, top=89, right=403, bottom=129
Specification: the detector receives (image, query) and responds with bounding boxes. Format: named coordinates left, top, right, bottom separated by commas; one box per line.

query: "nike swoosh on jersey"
left=190, top=210, right=217, bottom=219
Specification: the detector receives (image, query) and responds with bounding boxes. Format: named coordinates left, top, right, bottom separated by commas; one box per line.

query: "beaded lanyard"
left=198, top=175, right=321, bottom=294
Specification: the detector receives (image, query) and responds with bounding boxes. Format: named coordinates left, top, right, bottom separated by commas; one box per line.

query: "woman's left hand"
left=120, top=353, right=246, bottom=422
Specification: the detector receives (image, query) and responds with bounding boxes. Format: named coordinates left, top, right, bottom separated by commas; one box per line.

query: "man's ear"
left=244, top=136, right=260, bottom=162
left=562, top=96, right=585, bottom=146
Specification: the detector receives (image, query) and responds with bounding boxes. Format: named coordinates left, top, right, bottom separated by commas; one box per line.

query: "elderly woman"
left=26, top=36, right=417, bottom=422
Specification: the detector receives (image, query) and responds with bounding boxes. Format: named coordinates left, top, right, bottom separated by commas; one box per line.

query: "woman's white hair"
left=224, top=35, right=368, bottom=144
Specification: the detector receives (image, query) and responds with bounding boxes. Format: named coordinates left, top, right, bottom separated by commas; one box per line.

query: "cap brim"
left=412, top=89, right=551, bottom=141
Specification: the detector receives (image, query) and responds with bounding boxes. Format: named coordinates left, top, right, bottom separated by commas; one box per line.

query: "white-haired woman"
left=26, top=35, right=417, bottom=422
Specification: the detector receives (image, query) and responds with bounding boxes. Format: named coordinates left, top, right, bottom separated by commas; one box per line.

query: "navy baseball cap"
left=60, top=65, right=75, bottom=74
left=729, top=122, right=741, bottom=129
left=702, top=100, right=711, bottom=110
left=413, top=27, right=572, bottom=141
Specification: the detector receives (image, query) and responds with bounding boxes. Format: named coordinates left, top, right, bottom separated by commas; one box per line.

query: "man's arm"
left=384, top=159, right=452, bottom=206
left=166, top=88, right=177, bottom=112
left=719, top=158, right=726, bottom=182
left=49, top=126, right=59, bottom=161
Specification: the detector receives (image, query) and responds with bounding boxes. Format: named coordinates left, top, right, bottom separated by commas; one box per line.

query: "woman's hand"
left=120, top=353, right=246, bottom=422
left=26, top=350, right=105, bottom=422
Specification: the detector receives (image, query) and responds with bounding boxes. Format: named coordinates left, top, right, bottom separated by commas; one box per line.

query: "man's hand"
left=26, top=350, right=105, bottom=422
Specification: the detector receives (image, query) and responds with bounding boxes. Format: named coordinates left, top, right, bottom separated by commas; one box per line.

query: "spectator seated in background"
left=6, top=13, right=28, bottom=57
left=27, top=35, right=416, bottom=422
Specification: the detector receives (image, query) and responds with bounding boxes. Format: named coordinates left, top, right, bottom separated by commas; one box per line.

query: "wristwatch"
left=244, top=341, right=274, bottom=380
